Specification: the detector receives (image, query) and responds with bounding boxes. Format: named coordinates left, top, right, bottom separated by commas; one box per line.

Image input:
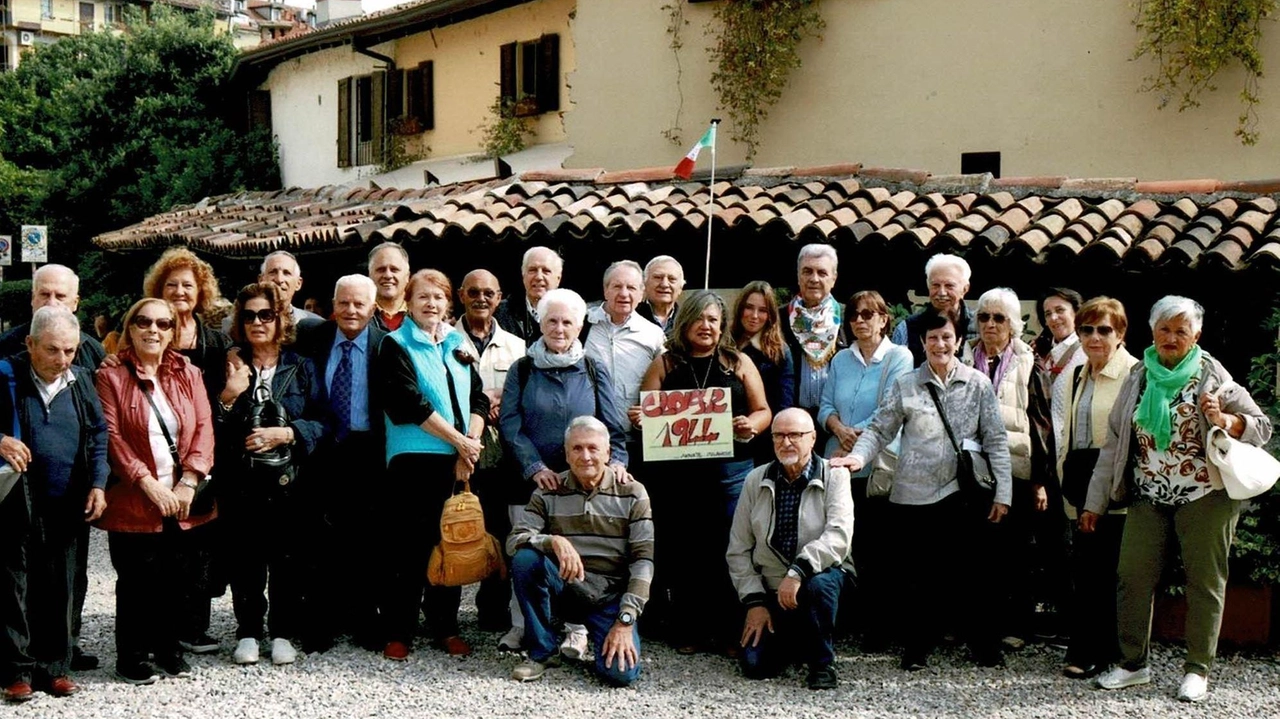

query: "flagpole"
left=703, top=118, right=720, bottom=290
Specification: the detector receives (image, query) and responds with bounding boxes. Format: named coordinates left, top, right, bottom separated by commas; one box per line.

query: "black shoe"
left=301, top=636, right=335, bottom=655
left=178, top=634, right=219, bottom=655
left=1062, top=663, right=1099, bottom=679
left=70, top=648, right=100, bottom=671
left=115, top=661, right=159, bottom=686
left=155, top=655, right=193, bottom=679
left=806, top=664, right=839, bottom=690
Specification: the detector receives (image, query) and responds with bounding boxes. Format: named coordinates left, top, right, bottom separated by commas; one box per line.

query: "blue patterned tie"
left=332, top=340, right=354, bottom=441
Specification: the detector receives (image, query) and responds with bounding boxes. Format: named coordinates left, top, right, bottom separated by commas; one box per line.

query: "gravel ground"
left=8, top=531, right=1279, bottom=719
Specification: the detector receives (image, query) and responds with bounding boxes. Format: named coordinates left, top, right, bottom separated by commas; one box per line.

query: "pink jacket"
left=95, top=348, right=216, bottom=533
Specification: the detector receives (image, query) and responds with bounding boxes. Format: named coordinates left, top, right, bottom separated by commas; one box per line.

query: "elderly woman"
left=1056, top=297, right=1138, bottom=680
left=376, top=269, right=488, bottom=660
left=215, top=283, right=327, bottom=668
left=1083, top=296, right=1270, bottom=703
left=95, top=298, right=215, bottom=685
left=834, top=309, right=1011, bottom=670
left=730, top=281, right=794, bottom=463
left=640, top=290, right=772, bottom=654
left=499, top=288, right=632, bottom=655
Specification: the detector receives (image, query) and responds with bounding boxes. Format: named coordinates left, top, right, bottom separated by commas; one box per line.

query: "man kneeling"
left=507, top=416, right=652, bottom=686
left=726, top=408, right=854, bottom=690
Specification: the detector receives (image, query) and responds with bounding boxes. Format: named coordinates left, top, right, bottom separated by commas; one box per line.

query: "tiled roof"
left=92, top=166, right=1280, bottom=274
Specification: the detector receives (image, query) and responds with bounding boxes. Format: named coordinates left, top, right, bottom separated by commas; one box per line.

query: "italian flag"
left=673, top=124, right=716, bottom=180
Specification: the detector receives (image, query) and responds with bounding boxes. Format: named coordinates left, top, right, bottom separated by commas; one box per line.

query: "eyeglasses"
left=131, top=315, right=174, bottom=331
left=239, top=309, right=278, bottom=325
left=772, top=430, right=814, bottom=444
left=976, top=312, right=1007, bottom=325
left=464, top=288, right=498, bottom=299
left=851, top=309, right=881, bottom=322
left=1078, top=324, right=1116, bottom=337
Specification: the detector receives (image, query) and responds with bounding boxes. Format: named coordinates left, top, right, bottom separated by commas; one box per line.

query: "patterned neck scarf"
left=788, top=294, right=842, bottom=368
left=972, top=341, right=1016, bottom=390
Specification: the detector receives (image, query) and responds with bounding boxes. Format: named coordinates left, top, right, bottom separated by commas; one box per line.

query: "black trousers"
left=222, top=487, right=305, bottom=641
left=1065, top=513, right=1125, bottom=669
left=1001, top=480, right=1072, bottom=638
left=848, top=477, right=890, bottom=642
left=108, top=521, right=210, bottom=664
left=891, top=492, right=1002, bottom=661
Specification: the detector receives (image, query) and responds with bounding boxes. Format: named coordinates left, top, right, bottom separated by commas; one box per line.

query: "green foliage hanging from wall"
left=475, top=96, right=534, bottom=160
left=1134, top=0, right=1277, bottom=145
left=707, top=0, right=825, bottom=160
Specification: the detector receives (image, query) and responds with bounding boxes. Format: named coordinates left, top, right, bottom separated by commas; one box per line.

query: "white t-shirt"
left=144, top=381, right=181, bottom=489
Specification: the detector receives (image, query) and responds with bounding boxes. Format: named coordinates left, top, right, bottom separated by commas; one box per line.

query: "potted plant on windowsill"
left=513, top=95, right=540, bottom=118
left=390, top=116, right=423, bottom=136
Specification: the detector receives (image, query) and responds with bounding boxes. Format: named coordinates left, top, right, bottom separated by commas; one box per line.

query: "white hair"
left=796, top=244, right=838, bottom=273
left=924, top=254, right=972, bottom=284
left=1149, top=295, right=1204, bottom=335
left=30, top=305, right=81, bottom=341
left=260, top=250, right=301, bottom=276
left=333, top=274, right=377, bottom=303
left=537, top=288, right=587, bottom=325
left=32, top=264, right=80, bottom=297
left=367, top=241, right=409, bottom=267
left=975, top=287, right=1024, bottom=337
left=643, top=255, right=685, bottom=283
left=603, top=260, right=644, bottom=290
left=564, top=415, right=610, bottom=445
left=522, top=246, right=563, bottom=274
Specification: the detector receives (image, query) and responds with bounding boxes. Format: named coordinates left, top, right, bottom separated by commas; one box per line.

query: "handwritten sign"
left=640, top=388, right=734, bottom=462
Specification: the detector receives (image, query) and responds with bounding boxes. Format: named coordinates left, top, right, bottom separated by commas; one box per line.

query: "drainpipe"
left=354, top=44, right=396, bottom=167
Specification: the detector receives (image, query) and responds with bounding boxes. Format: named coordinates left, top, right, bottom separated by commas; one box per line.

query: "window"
left=337, top=72, right=386, bottom=168
left=392, top=61, right=434, bottom=133
left=41, top=0, right=53, bottom=20
left=104, top=2, right=124, bottom=24
left=961, top=151, right=1001, bottom=179
left=79, top=2, right=94, bottom=31
left=0, top=42, right=9, bottom=74
left=0, top=0, right=11, bottom=26
left=499, top=33, right=560, bottom=117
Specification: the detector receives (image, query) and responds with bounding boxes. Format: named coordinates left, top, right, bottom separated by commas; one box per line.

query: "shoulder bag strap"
left=924, top=382, right=963, bottom=459
left=1065, top=364, right=1085, bottom=451
left=133, top=369, right=182, bottom=482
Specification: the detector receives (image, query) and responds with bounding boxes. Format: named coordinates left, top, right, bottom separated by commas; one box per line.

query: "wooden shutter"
left=419, top=60, right=434, bottom=130
left=248, top=90, right=272, bottom=131
left=536, top=33, right=560, bottom=113
left=337, top=77, right=351, bottom=168
left=499, top=42, right=517, bottom=105
left=371, top=70, right=386, bottom=164
left=387, top=66, right=403, bottom=120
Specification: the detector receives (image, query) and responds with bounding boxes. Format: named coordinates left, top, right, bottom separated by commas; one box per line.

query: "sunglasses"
left=1078, top=324, right=1116, bottom=337
left=131, top=315, right=174, bottom=331
left=976, top=312, right=1008, bottom=325
left=239, top=309, right=278, bottom=325
left=850, top=309, right=881, bottom=322
left=464, top=288, right=498, bottom=299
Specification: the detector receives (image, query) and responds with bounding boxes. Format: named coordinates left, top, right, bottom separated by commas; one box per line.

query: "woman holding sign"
left=639, top=290, right=771, bottom=655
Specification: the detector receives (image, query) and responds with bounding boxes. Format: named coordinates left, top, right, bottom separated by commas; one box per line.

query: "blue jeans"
left=511, top=548, right=642, bottom=686
left=740, top=567, right=847, bottom=678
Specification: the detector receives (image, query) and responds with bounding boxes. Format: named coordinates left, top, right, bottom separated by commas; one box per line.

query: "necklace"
left=691, top=353, right=717, bottom=391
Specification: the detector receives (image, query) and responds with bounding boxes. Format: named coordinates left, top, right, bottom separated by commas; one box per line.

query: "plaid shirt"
left=770, top=457, right=814, bottom=563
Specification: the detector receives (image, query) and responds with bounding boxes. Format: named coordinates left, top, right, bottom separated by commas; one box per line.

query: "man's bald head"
left=772, top=408, right=816, bottom=469
left=460, top=269, right=503, bottom=327
left=773, top=407, right=815, bottom=433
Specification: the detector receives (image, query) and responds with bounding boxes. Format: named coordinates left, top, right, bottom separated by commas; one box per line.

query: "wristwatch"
left=617, top=610, right=635, bottom=627
left=179, top=477, right=200, bottom=490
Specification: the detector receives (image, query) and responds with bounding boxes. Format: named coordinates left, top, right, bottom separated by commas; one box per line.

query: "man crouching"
left=506, top=415, right=652, bottom=686
left=726, top=408, right=854, bottom=690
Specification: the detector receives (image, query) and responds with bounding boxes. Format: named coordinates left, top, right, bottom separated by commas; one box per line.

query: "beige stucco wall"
left=567, top=0, right=1280, bottom=180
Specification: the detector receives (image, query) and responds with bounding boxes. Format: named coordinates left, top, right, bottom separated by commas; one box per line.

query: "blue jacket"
left=818, top=341, right=914, bottom=460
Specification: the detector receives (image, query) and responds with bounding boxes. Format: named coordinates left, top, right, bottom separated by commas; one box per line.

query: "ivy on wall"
left=1134, top=0, right=1276, bottom=145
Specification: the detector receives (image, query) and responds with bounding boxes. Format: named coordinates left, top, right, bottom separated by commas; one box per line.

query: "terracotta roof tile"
left=789, top=163, right=863, bottom=177
left=859, top=167, right=931, bottom=184
left=1134, top=179, right=1222, bottom=194
left=991, top=176, right=1067, bottom=189
left=520, top=168, right=604, bottom=183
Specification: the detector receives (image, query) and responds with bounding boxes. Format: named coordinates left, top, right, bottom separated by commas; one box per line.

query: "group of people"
left=0, top=240, right=1269, bottom=702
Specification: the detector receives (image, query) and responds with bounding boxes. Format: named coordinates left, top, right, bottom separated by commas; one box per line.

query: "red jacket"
left=95, top=348, right=216, bottom=533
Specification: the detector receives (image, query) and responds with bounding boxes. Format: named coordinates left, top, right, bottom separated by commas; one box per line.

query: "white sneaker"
left=1095, top=665, right=1151, bottom=690
left=559, top=624, right=589, bottom=661
left=497, top=626, right=524, bottom=653
left=1178, top=672, right=1208, bottom=702
left=271, top=638, right=297, bottom=665
left=233, top=638, right=260, bottom=665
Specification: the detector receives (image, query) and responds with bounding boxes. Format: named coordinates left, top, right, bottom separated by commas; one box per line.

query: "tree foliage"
left=0, top=6, right=279, bottom=299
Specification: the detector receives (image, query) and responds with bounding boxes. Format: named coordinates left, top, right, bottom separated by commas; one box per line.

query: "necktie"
left=332, top=340, right=354, bottom=440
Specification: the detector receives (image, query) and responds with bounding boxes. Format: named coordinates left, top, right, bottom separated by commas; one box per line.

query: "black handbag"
left=137, top=376, right=214, bottom=516
left=1061, top=448, right=1100, bottom=509
left=925, top=383, right=995, bottom=503
left=243, top=365, right=299, bottom=488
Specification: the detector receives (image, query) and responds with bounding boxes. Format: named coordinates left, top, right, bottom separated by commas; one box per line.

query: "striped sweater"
left=507, top=468, right=654, bottom=616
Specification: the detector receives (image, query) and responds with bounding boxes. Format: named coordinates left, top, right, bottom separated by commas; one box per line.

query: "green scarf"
left=1135, top=344, right=1202, bottom=451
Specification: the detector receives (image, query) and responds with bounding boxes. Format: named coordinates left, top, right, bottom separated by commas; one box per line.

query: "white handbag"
left=1206, top=426, right=1280, bottom=500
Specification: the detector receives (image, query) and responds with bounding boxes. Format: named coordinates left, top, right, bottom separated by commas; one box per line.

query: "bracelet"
left=179, top=477, right=199, bottom=489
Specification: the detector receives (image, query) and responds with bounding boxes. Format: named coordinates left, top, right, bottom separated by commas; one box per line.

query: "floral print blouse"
left=1132, top=367, right=1212, bottom=506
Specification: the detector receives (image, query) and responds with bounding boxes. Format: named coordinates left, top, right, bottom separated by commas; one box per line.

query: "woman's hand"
left=1078, top=511, right=1099, bottom=533
left=836, top=425, right=862, bottom=452
left=732, top=416, right=756, bottom=442
left=173, top=484, right=195, bottom=521
left=84, top=488, right=107, bottom=522
left=609, top=463, right=632, bottom=485
left=453, top=433, right=483, bottom=465
left=245, top=427, right=293, bottom=453
left=1200, top=390, right=1241, bottom=436
left=988, top=502, right=1009, bottom=523
left=139, top=477, right=181, bottom=517
left=829, top=454, right=864, bottom=473
left=1031, top=483, right=1049, bottom=512
left=99, top=353, right=122, bottom=369
left=454, top=455, right=475, bottom=482
left=628, top=405, right=643, bottom=430
left=221, top=348, right=251, bottom=404
left=531, top=468, right=560, bottom=491
left=0, top=435, right=32, bottom=472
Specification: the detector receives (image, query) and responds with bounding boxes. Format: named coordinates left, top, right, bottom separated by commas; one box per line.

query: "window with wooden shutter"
left=249, top=90, right=272, bottom=132
left=499, top=42, right=517, bottom=105
left=419, top=61, right=434, bottom=130
left=337, top=77, right=351, bottom=168
left=499, top=34, right=560, bottom=117
left=536, top=33, right=560, bottom=113
left=370, top=70, right=386, bottom=165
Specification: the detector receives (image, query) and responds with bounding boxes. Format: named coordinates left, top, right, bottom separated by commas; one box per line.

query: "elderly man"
left=455, top=269, right=527, bottom=643
left=780, top=245, right=850, bottom=445
left=495, top=246, right=562, bottom=346
left=221, top=251, right=323, bottom=336
left=297, top=275, right=386, bottom=651
left=367, top=242, right=411, bottom=332
left=637, top=255, right=685, bottom=333
left=0, top=265, right=106, bottom=372
left=1, top=307, right=109, bottom=703
left=583, top=260, right=664, bottom=421
left=891, top=254, right=978, bottom=366
left=507, top=415, right=652, bottom=686
left=726, top=408, right=853, bottom=691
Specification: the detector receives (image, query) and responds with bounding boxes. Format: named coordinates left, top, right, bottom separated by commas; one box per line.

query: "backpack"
left=427, top=480, right=507, bottom=587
